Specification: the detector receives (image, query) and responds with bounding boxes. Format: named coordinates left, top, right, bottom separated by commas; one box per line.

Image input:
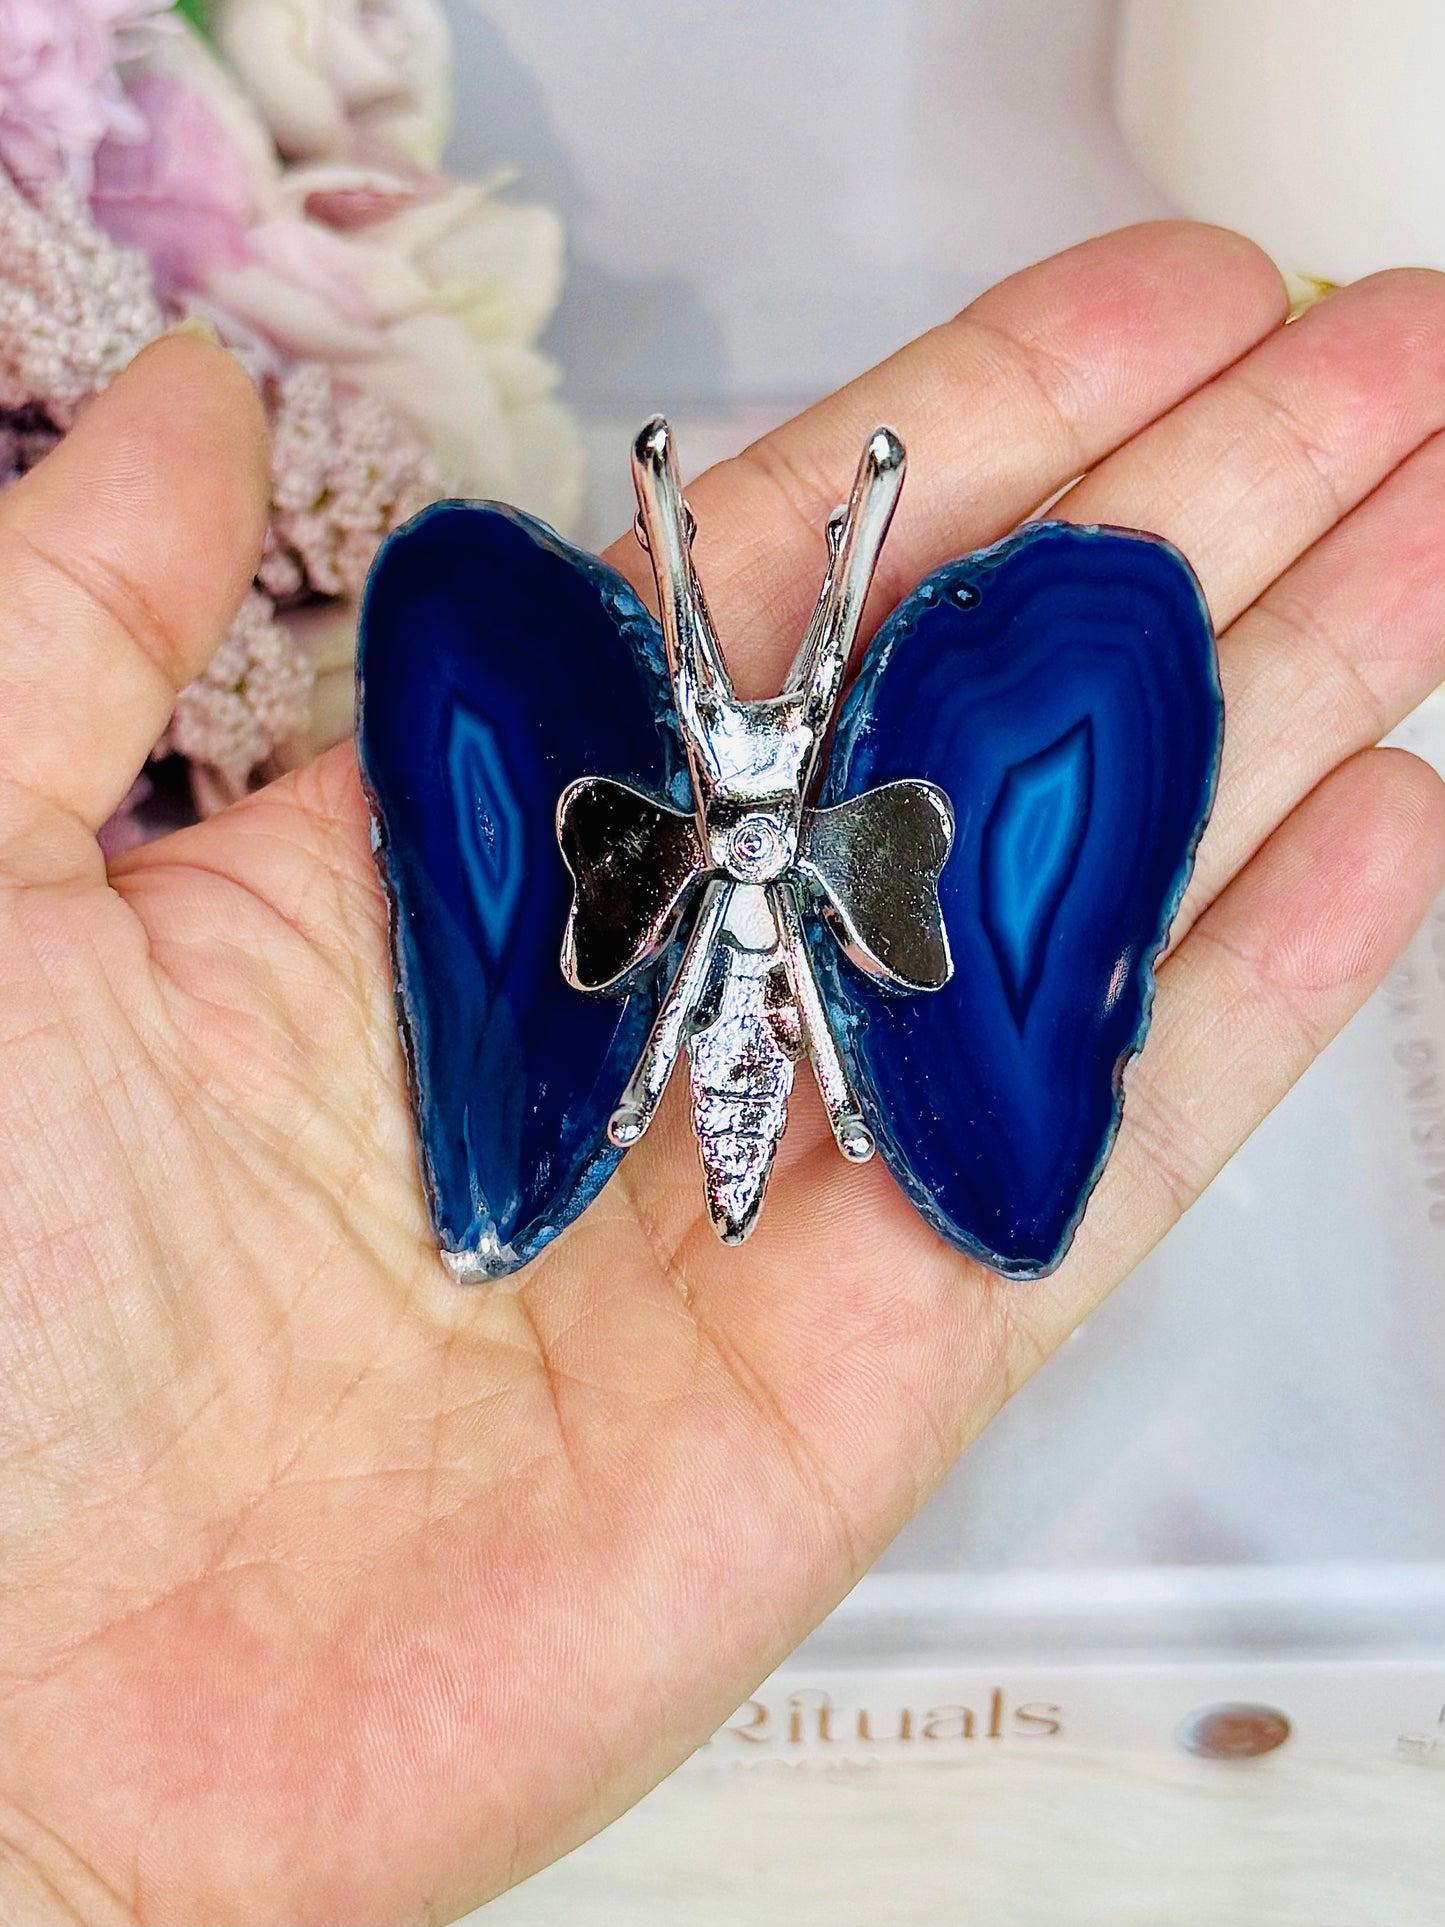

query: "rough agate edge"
left=356, top=502, right=686, bottom=1279
left=817, top=519, right=1221, bottom=1278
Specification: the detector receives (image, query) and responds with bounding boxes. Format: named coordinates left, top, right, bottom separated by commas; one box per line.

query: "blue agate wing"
left=356, top=502, right=687, bottom=1279
left=816, top=520, right=1221, bottom=1278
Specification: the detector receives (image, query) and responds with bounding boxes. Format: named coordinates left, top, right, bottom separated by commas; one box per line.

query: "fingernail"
left=1286, top=275, right=1337, bottom=322
left=162, top=313, right=224, bottom=347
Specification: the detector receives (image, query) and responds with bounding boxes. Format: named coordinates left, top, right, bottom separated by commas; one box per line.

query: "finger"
left=1173, top=426, right=1445, bottom=946
left=0, top=334, right=270, bottom=851
left=1019, top=747, right=1445, bottom=1359
left=604, top=221, right=1286, bottom=693
left=1059, top=269, right=1445, bottom=628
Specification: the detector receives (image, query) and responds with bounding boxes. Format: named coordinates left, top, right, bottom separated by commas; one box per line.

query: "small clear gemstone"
left=727, top=819, right=780, bottom=876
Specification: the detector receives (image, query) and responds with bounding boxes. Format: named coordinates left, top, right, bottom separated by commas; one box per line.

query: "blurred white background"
left=448, top=0, right=1165, bottom=408
left=444, top=0, right=1171, bottom=544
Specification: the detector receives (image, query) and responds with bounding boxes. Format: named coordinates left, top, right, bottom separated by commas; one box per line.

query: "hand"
left=0, top=222, right=1441, bottom=1926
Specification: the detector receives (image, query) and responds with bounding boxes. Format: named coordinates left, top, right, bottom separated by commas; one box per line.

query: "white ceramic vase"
left=1114, top=0, right=1445, bottom=286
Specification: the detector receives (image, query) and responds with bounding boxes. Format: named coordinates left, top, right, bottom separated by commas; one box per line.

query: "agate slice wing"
left=815, top=520, right=1222, bottom=1278
left=357, top=503, right=687, bottom=1280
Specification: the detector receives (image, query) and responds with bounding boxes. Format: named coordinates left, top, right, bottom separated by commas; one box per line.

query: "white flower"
left=206, top=167, right=582, bottom=527
left=266, top=595, right=366, bottom=769
left=210, top=0, right=452, bottom=168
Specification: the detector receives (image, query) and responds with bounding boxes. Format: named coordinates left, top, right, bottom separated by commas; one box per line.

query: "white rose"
left=210, top=0, right=452, bottom=167
left=206, top=168, right=582, bottom=527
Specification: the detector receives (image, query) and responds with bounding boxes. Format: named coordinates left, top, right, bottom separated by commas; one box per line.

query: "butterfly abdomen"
left=686, top=910, right=800, bottom=1244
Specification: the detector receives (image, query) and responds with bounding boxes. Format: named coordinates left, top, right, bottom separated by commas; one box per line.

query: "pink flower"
left=160, top=584, right=313, bottom=802
left=0, top=172, right=163, bottom=425
left=91, top=20, right=580, bottom=527
left=0, top=0, right=172, bottom=189
left=92, top=74, right=254, bottom=296
left=205, top=165, right=581, bottom=522
left=91, top=22, right=281, bottom=299
left=259, top=361, right=439, bottom=602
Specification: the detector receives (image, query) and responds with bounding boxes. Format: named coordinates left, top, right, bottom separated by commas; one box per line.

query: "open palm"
left=0, top=223, right=1442, bottom=1926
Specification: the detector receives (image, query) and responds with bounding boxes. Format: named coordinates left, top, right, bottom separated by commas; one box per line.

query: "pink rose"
left=91, top=23, right=281, bottom=298
left=91, top=74, right=253, bottom=296
left=0, top=0, right=171, bottom=188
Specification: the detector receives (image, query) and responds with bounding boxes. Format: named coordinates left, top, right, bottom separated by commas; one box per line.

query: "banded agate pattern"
left=817, top=519, right=1220, bottom=1276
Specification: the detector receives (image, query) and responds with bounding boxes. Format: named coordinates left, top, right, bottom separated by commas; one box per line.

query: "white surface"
left=442, top=4, right=1445, bottom=1919
left=479, top=1752, right=1445, bottom=1927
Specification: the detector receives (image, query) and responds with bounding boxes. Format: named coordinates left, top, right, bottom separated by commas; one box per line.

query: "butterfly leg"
left=609, top=877, right=733, bottom=1148
left=771, top=881, right=876, bottom=1165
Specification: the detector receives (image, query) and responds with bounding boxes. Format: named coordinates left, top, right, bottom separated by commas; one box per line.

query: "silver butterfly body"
left=556, top=418, right=954, bottom=1244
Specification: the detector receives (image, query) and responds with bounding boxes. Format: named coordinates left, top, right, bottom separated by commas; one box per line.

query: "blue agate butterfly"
left=357, top=420, right=1220, bottom=1281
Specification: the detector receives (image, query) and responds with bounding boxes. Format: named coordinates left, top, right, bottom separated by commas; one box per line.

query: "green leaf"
left=174, top=0, right=211, bottom=33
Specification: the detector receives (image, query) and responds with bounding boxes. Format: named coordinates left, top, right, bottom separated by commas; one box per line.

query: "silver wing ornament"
left=557, top=418, right=953, bottom=1245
